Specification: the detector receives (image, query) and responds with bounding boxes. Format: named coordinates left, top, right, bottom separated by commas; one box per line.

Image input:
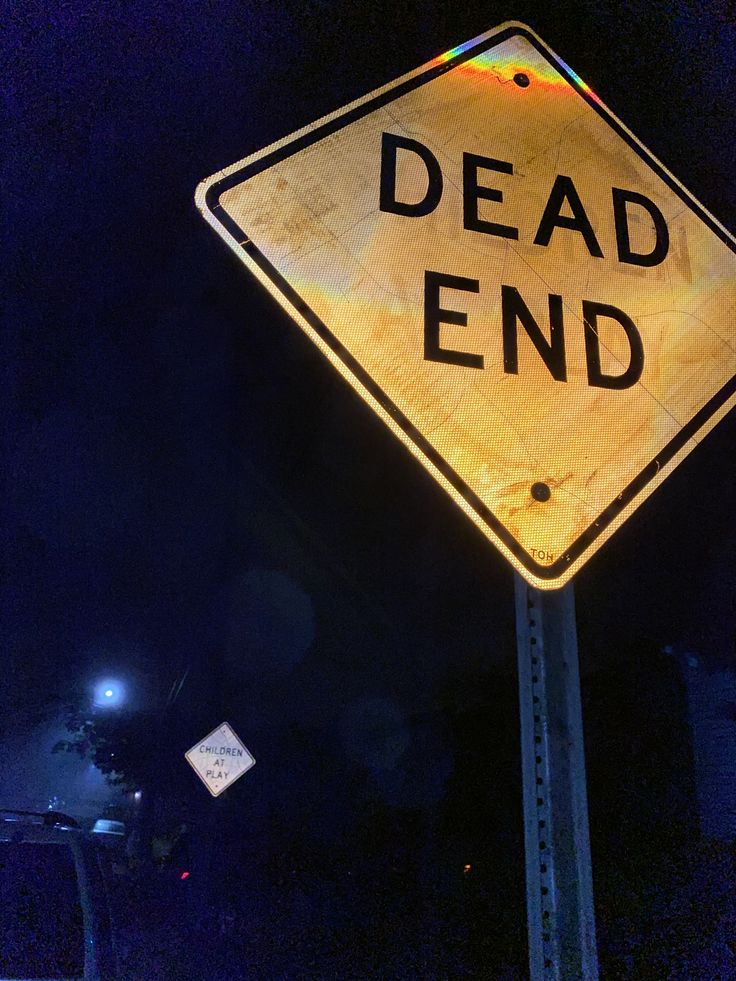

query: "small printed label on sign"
left=530, top=549, right=555, bottom=564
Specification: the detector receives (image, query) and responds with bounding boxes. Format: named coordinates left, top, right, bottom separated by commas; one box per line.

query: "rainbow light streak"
left=554, top=54, right=602, bottom=104
left=436, top=38, right=482, bottom=61
left=434, top=41, right=601, bottom=104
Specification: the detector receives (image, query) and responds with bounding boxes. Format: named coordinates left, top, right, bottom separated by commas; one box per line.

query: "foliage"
left=53, top=697, right=164, bottom=793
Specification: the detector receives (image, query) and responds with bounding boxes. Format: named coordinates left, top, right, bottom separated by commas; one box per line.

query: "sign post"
left=515, top=576, right=598, bottom=979
left=197, top=20, right=735, bottom=977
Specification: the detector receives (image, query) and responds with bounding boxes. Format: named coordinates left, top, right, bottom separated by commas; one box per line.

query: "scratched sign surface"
left=197, top=22, right=736, bottom=588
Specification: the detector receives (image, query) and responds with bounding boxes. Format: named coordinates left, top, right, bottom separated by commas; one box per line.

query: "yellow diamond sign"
left=196, top=22, right=736, bottom=589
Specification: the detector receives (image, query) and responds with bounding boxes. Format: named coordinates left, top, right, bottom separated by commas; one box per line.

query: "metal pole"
left=514, top=574, right=598, bottom=980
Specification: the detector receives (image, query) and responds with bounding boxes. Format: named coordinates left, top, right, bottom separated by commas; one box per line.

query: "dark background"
left=4, top=2, right=736, bottom=978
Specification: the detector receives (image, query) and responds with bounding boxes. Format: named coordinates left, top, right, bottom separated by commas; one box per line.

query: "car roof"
left=0, top=810, right=83, bottom=844
left=0, top=810, right=116, bottom=980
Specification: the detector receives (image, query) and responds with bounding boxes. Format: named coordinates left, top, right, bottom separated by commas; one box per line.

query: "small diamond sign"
left=185, top=722, right=255, bottom=797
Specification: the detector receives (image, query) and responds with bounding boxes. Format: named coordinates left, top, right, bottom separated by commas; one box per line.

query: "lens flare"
left=433, top=38, right=601, bottom=104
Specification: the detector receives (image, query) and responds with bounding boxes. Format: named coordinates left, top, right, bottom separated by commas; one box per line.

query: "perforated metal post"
left=515, top=575, right=598, bottom=980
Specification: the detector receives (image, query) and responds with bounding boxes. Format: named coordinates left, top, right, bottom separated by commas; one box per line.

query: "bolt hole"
left=531, top=481, right=551, bottom=502
left=514, top=72, right=530, bottom=88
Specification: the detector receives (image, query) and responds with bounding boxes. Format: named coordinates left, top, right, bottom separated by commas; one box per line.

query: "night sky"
left=4, top=1, right=736, bottom=976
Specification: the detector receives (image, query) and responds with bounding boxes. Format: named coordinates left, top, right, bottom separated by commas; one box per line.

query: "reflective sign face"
left=197, top=22, right=736, bottom=588
left=185, top=722, right=255, bottom=797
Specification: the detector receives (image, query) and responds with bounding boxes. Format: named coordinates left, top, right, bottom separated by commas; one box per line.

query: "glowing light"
left=463, top=863, right=472, bottom=874
left=93, top=678, right=126, bottom=709
left=180, top=871, right=190, bottom=880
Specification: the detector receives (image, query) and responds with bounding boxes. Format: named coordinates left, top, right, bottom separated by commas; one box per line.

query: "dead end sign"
left=196, top=21, right=736, bottom=589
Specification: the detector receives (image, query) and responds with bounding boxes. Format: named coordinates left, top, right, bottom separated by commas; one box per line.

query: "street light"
left=92, top=678, right=126, bottom=709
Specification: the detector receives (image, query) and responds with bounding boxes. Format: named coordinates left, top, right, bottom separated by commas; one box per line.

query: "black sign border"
left=203, top=24, right=736, bottom=581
